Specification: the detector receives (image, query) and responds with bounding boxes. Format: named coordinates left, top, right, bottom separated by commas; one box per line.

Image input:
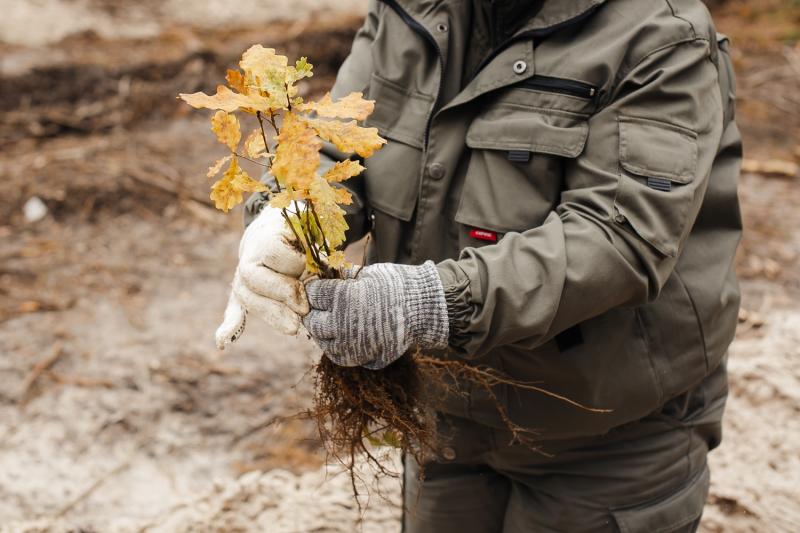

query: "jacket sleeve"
left=244, top=1, right=381, bottom=241
left=437, top=37, right=725, bottom=359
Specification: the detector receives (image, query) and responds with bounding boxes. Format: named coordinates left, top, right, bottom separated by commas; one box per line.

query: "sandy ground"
left=0, top=1, right=798, bottom=531
left=0, top=0, right=367, bottom=47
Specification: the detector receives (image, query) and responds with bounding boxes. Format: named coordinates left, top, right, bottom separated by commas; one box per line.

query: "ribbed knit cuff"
left=406, top=261, right=450, bottom=350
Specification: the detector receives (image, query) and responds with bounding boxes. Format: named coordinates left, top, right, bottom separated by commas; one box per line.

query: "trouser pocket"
left=611, top=465, right=710, bottom=533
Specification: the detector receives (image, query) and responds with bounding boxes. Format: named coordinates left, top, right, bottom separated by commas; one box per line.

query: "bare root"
left=310, top=350, right=612, bottom=503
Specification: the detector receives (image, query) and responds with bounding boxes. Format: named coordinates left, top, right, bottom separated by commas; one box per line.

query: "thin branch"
left=295, top=201, right=326, bottom=270
left=19, top=341, right=65, bottom=403
left=256, top=112, right=309, bottom=257
left=417, top=356, right=613, bottom=414
left=256, top=112, right=277, bottom=183
left=267, top=112, right=281, bottom=137
left=309, top=201, right=332, bottom=256
left=353, top=234, right=370, bottom=279
left=234, top=152, right=270, bottom=168
left=280, top=210, right=305, bottom=253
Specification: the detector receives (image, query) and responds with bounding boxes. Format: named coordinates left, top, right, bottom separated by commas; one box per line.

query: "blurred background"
left=0, top=0, right=798, bottom=531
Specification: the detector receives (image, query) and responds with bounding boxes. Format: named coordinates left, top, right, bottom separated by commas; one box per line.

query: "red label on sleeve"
left=469, top=228, right=498, bottom=242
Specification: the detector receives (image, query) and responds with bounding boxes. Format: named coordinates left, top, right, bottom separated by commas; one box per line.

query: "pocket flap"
left=619, top=116, right=698, bottom=184
left=362, top=73, right=431, bottom=221
left=366, top=73, right=432, bottom=149
left=612, top=466, right=709, bottom=533
left=466, top=104, right=589, bottom=158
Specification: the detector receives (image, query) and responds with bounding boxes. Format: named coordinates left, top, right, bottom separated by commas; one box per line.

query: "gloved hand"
left=215, top=206, right=310, bottom=349
left=303, top=261, right=449, bottom=369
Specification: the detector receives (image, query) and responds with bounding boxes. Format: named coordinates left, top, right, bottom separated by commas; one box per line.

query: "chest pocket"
left=455, top=99, right=589, bottom=242
left=363, top=72, right=432, bottom=221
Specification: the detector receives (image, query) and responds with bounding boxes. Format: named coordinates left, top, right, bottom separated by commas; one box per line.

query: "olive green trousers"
left=402, top=365, right=726, bottom=533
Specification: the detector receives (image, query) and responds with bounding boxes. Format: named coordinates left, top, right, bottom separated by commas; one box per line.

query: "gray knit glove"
left=303, top=261, right=449, bottom=369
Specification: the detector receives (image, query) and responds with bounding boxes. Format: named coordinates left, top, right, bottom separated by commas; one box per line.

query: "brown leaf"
left=226, top=69, right=247, bottom=94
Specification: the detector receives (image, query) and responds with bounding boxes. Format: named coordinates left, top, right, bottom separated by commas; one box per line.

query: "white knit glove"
left=215, top=206, right=309, bottom=349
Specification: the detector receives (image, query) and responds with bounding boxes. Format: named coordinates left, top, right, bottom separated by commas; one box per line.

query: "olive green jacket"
left=247, top=0, right=742, bottom=440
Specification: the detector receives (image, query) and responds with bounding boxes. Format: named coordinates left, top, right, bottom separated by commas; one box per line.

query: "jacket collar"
left=520, top=0, right=607, bottom=33
left=390, top=0, right=608, bottom=35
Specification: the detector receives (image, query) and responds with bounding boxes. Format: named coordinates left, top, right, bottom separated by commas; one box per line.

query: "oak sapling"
left=179, top=45, right=384, bottom=274
left=179, top=46, right=610, bottom=499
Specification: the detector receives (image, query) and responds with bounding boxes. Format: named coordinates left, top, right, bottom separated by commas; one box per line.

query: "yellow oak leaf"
left=207, top=154, right=233, bottom=178
left=285, top=58, right=314, bottom=96
left=272, top=112, right=321, bottom=191
left=302, top=117, right=386, bottom=158
left=333, top=187, right=353, bottom=205
left=210, top=176, right=240, bottom=213
left=231, top=168, right=268, bottom=194
left=322, top=160, right=364, bottom=183
left=326, top=250, right=347, bottom=269
left=240, top=45, right=290, bottom=106
left=244, top=129, right=271, bottom=159
left=309, top=176, right=348, bottom=249
left=291, top=57, right=313, bottom=82
left=179, top=85, right=273, bottom=114
left=211, top=111, right=241, bottom=151
left=182, top=46, right=385, bottom=276
left=269, top=189, right=304, bottom=210
left=296, top=92, right=374, bottom=121
left=210, top=158, right=267, bottom=212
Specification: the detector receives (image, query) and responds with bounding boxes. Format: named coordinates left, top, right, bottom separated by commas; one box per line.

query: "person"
left=217, top=0, right=742, bottom=531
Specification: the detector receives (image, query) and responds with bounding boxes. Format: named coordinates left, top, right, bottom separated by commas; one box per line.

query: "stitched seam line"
left=664, top=0, right=697, bottom=39
left=488, top=101, right=590, bottom=120
left=619, top=115, right=699, bottom=137
left=618, top=117, right=698, bottom=183
left=607, top=37, right=706, bottom=106
left=466, top=140, right=584, bottom=157
left=675, top=269, right=710, bottom=372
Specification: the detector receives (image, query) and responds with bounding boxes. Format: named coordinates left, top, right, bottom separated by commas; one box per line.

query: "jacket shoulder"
left=542, top=0, right=718, bottom=93
left=593, top=0, right=717, bottom=60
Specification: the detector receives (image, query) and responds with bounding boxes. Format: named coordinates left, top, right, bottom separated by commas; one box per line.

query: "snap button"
left=441, top=446, right=456, bottom=461
left=512, top=60, right=527, bottom=74
left=427, top=162, right=445, bottom=180
left=436, top=23, right=448, bottom=33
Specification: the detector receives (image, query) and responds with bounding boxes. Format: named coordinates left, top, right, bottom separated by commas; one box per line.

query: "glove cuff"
left=406, top=261, right=450, bottom=350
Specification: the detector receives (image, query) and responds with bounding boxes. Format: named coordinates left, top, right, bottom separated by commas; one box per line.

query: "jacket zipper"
left=520, top=75, right=597, bottom=99
left=380, top=0, right=444, bottom=150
